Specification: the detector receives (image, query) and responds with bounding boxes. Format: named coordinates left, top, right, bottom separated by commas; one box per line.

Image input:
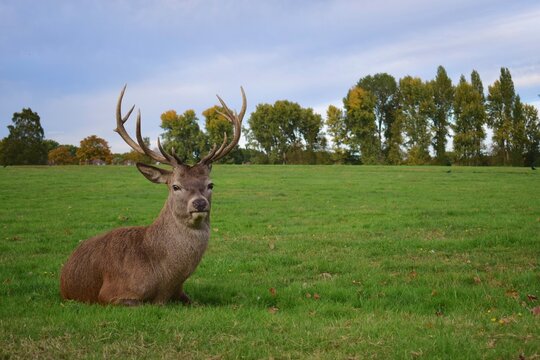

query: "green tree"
left=523, top=103, right=540, bottom=167
left=0, top=108, right=47, bottom=166
left=357, top=73, right=398, bottom=158
left=247, top=100, right=324, bottom=164
left=452, top=75, right=486, bottom=165
left=510, top=96, right=527, bottom=165
left=398, top=76, right=433, bottom=164
left=76, top=135, right=113, bottom=164
left=44, top=139, right=60, bottom=154
left=471, top=70, right=485, bottom=102
left=386, top=112, right=404, bottom=165
left=160, top=109, right=208, bottom=164
left=429, top=66, right=454, bottom=164
left=325, top=105, right=349, bottom=163
left=487, top=67, right=515, bottom=165
left=343, top=86, right=380, bottom=164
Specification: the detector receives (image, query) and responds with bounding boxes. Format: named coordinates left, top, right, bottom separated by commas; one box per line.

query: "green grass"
left=0, top=165, right=539, bottom=359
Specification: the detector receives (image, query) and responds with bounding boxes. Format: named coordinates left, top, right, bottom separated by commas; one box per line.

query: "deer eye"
left=207, top=183, right=214, bottom=190
left=172, top=185, right=181, bottom=191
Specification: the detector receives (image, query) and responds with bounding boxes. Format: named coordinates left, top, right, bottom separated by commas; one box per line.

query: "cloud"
left=1, top=1, right=539, bottom=152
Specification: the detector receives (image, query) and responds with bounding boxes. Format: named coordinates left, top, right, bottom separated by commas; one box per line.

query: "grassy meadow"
left=0, top=165, right=539, bottom=359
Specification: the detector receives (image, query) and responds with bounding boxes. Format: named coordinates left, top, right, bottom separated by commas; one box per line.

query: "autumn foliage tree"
left=203, top=106, right=239, bottom=163
left=76, top=135, right=113, bottom=164
left=48, top=145, right=77, bottom=165
left=343, top=86, right=380, bottom=164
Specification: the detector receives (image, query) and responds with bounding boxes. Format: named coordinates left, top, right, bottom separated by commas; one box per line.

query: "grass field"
left=0, top=165, right=539, bottom=359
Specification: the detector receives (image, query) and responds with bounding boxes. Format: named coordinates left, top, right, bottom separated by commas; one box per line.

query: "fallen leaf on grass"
left=313, top=293, right=320, bottom=300
left=269, top=288, right=276, bottom=297
left=505, top=289, right=519, bottom=299
left=268, top=306, right=279, bottom=314
left=498, top=316, right=515, bottom=325
left=532, top=306, right=540, bottom=316
left=526, top=294, right=538, bottom=302
left=305, top=293, right=312, bottom=299
left=473, top=276, right=482, bottom=284
left=409, top=270, right=418, bottom=279
left=320, top=272, right=332, bottom=279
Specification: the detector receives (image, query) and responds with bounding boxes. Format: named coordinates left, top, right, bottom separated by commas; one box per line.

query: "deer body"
left=60, top=86, right=245, bottom=305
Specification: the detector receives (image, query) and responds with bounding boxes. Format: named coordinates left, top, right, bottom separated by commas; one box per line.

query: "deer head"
left=115, top=85, right=246, bottom=228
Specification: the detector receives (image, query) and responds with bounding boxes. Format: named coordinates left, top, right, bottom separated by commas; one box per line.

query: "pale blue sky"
left=1, top=0, right=539, bottom=152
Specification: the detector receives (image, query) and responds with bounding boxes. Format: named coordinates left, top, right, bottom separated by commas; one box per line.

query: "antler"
left=199, top=87, right=246, bottom=165
left=116, top=85, right=246, bottom=167
left=115, top=85, right=179, bottom=166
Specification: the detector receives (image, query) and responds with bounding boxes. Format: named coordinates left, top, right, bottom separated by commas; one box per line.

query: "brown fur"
left=60, top=164, right=212, bottom=305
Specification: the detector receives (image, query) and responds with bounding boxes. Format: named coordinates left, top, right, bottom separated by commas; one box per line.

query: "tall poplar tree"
left=510, top=96, right=527, bottom=165
left=429, top=66, right=454, bottom=164
left=357, top=73, right=398, bottom=159
left=453, top=75, right=486, bottom=165
left=487, top=67, right=515, bottom=165
left=343, top=87, right=380, bottom=164
left=398, top=76, right=433, bottom=164
left=523, top=103, right=540, bottom=167
left=471, top=70, right=485, bottom=102
left=325, top=105, right=348, bottom=163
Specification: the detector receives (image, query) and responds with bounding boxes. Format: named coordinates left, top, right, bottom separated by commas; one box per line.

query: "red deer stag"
left=60, top=85, right=246, bottom=305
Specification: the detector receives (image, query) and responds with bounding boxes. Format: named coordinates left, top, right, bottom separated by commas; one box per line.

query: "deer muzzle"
left=189, top=198, right=209, bottom=219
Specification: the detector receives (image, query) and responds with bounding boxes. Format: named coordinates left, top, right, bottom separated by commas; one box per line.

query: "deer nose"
left=192, top=198, right=208, bottom=212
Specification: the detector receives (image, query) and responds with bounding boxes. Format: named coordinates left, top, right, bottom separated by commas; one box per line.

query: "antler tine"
left=199, top=87, right=246, bottom=165
left=116, top=85, right=169, bottom=165
left=210, top=132, right=229, bottom=161
left=199, top=143, right=218, bottom=165
left=157, top=137, right=179, bottom=166
left=135, top=109, right=169, bottom=164
left=238, top=86, right=247, bottom=120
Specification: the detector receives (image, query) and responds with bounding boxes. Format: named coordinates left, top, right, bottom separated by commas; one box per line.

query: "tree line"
left=1, top=66, right=538, bottom=167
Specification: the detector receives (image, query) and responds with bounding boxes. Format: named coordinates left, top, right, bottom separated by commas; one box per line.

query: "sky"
left=1, top=0, right=539, bottom=153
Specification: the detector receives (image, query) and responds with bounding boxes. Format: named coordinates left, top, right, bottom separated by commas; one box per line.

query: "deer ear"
left=136, top=163, right=171, bottom=184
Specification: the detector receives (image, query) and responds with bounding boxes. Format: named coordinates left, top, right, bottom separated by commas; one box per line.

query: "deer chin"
left=189, top=211, right=208, bottom=225
left=187, top=211, right=208, bottom=228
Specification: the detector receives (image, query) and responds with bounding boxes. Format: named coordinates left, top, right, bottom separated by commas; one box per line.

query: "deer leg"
left=172, top=285, right=192, bottom=305
left=115, top=299, right=143, bottom=307
left=177, top=292, right=192, bottom=305
left=98, top=278, right=143, bottom=306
